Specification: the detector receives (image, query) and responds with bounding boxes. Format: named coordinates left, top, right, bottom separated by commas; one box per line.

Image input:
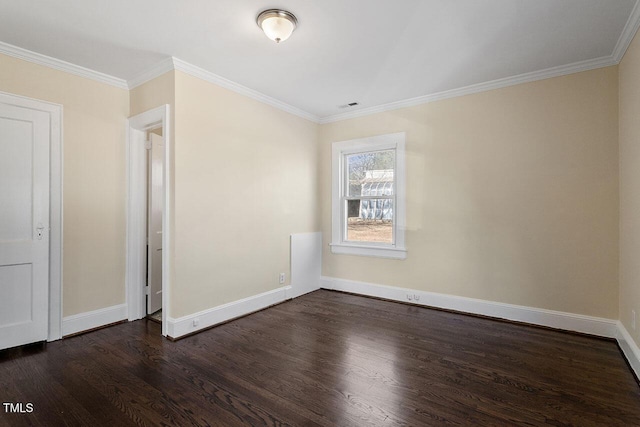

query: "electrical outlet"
left=633, top=310, right=636, bottom=330
left=414, top=294, right=420, bottom=301
left=407, top=294, right=413, bottom=301
left=279, top=273, right=285, bottom=284
left=193, top=318, right=199, bottom=327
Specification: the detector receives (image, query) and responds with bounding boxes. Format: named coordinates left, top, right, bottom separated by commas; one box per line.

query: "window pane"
left=346, top=198, right=393, bottom=244
left=346, top=150, right=395, bottom=197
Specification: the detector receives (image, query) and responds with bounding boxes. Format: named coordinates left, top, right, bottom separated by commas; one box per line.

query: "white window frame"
left=330, top=132, right=407, bottom=259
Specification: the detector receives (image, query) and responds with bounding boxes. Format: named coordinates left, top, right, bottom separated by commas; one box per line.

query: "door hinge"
left=145, top=286, right=150, bottom=295
left=145, top=140, right=152, bottom=150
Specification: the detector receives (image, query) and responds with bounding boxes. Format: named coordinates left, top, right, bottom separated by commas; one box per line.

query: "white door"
left=0, top=103, right=50, bottom=350
left=147, top=133, right=163, bottom=314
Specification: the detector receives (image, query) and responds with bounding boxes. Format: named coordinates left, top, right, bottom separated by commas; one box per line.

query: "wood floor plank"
left=1, top=290, right=639, bottom=426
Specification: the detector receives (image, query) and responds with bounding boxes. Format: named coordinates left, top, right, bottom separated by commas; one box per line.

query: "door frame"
left=0, top=91, right=63, bottom=342
left=126, top=105, right=171, bottom=336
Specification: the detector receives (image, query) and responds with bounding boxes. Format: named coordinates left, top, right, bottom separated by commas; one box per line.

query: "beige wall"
left=130, top=71, right=175, bottom=117
left=171, top=71, right=319, bottom=317
left=620, top=32, right=640, bottom=345
left=320, top=67, right=620, bottom=318
left=0, top=53, right=129, bottom=316
left=0, top=48, right=624, bottom=327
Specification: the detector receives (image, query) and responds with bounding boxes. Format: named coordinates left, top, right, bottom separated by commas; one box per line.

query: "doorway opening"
left=146, top=127, right=163, bottom=324
left=126, top=105, right=171, bottom=336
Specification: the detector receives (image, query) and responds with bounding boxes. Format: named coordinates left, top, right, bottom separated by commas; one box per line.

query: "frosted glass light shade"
left=257, top=10, right=297, bottom=43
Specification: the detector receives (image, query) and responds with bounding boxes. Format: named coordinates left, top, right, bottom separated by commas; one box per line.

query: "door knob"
left=36, top=223, right=44, bottom=240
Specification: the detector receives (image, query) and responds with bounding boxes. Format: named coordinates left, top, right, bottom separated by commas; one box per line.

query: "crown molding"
left=319, top=55, right=617, bottom=124
left=0, top=41, right=128, bottom=89
left=613, top=0, right=640, bottom=62
left=127, top=57, right=175, bottom=90
left=4, top=0, right=640, bottom=126
left=171, top=58, right=320, bottom=123
left=321, top=0, right=640, bottom=124
left=126, top=56, right=320, bottom=123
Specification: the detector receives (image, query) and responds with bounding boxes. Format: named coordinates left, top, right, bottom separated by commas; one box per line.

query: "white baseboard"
left=321, top=276, right=618, bottom=338
left=166, top=286, right=291, bottom=339
left=616, top=322, right=640, bottom=379
left=62, top=303, right=127, bottom=337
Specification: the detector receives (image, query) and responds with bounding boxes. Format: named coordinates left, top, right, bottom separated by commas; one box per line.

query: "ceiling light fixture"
left=256, top=9, right=298, bottom=44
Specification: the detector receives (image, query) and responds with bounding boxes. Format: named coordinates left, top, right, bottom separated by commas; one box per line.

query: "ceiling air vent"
left=338, top=102, right=359, bottom=109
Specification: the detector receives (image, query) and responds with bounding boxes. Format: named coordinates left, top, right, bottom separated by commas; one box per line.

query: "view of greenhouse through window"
left=345, top=149, right=395, bottom=244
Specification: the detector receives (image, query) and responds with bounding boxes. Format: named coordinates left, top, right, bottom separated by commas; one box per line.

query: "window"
left=331, top=132, right=406, bottom=259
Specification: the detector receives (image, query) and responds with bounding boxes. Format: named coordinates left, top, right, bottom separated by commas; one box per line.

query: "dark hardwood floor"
left=1, top=290, right=639, bottom=426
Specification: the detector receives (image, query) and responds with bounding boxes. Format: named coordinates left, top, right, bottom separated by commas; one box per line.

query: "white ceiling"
left=0, top=0, right=638, bottom=120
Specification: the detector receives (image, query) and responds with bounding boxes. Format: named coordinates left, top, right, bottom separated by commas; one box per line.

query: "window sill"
left=330, top=243, right=407, bottom=260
